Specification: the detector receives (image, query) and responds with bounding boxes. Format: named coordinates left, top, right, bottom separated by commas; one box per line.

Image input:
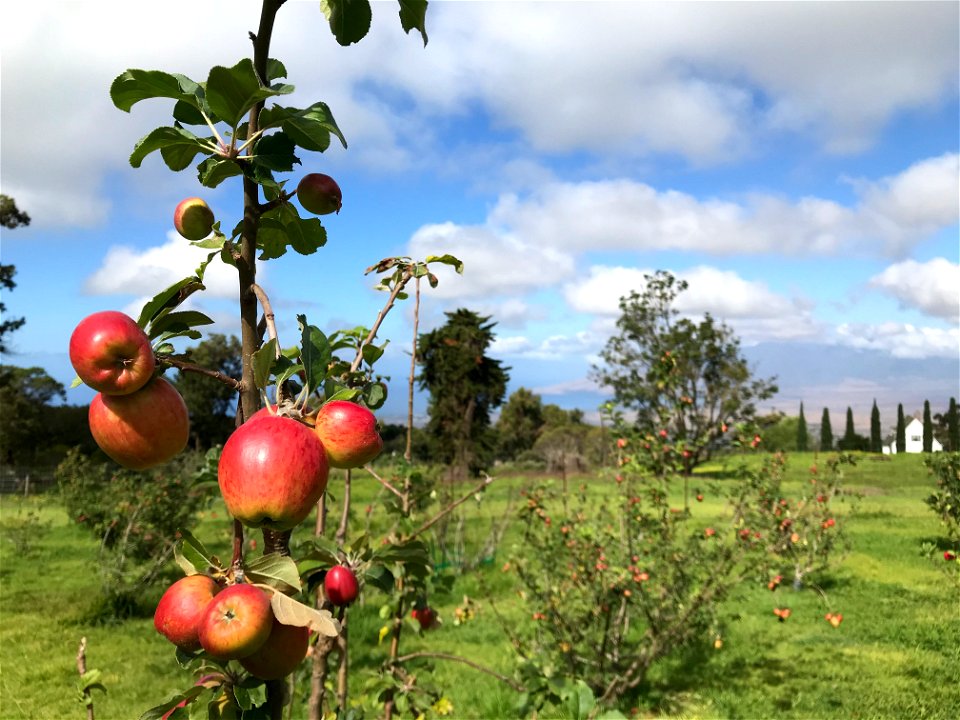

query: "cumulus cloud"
left=869, top=258, right=960, bottom=321
left=835, top=322, right=960, bottom=359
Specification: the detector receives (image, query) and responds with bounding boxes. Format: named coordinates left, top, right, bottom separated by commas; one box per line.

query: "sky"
left=2, top=1, right=958, bottom=434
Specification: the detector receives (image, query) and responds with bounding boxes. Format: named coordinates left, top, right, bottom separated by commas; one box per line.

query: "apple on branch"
left=198, top=584, right=274, bottom=661
left=324, top=565, right=359, bottom=607
left=173, top=197, right=215, bottom=240
left=296, top=173, right=342, bottom=215
left=69, top=311, right=155, bottom=395
left=154, top=575, right=220, bottom=652
left=239, top=618, right=310, bottom=680
left=313, top=400, right=383, bottom=469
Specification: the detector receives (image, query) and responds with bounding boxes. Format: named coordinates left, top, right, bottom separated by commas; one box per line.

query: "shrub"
left=925, top=452, right=960, bottom=541
left=0, top=496, right=52, bottom=554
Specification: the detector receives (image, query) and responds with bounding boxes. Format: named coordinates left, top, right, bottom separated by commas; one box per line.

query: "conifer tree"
left=923, top=399, right=933, bottom=452
left=820, top=407, right=833, bottom=452
left=870, top=399, right=882, bottom=453
left=796, top=402, right=809, bottom=452
left=896, top=403, right=906, bottom=453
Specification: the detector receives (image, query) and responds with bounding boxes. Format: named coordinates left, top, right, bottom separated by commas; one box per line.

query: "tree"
left=0, top=194, right=31, bottom=229
left=762, top=413, right=798, bottom=452
left=820, top=408, right=833, bottom=451
left=923, top=400, right=933, bottom=452
left=173, top=334, right=242, bottom=449
left=870, top=400, right=882, bottom=453
left=950, top=398, right=959, bottom=452
left=417, top=309, right=509, bottom=478
left=592, top=270, right=777, bottom=473
left=0, top=196, right=30, bottom=354
left=0, top=366, right=66, bottom=465
left=495, top=387, right=545, bottom=461
left=838, top=406, right=866, bottom=451
left=896, top=403, right=906, bottom=453
left=797, top=402, right=809, bottom=452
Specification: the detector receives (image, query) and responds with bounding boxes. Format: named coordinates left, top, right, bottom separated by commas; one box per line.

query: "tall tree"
left=417, top=309, right=509, bottom=478
left=949, top=397, right=959, bottom=452
left=495, top=387, right=545, bottom=461
left=820, top=408, right=833, bottom=451
left=173, top=334, right=242, bottom=449
left=0, top=366, right=66, bottom=465
left=870, top=400, right=882, bottom=453
left=896, top=404, right=906, bottom=453
left=797, top=402, right=809, bottom=452
left=923, top=399, right=933, bottom=452
left=592, top=270, right=777, bottom=473
left=0, top=195, right=30, bottom=354
left=838, top=406, right=860, bottom=451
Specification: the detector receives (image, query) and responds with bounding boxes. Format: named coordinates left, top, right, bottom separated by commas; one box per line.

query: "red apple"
left=296, top=173, right=342, bottom=215
left=173, top=197, right=215, bottom=240
left=239, top=618, right=310, bottom=680
left=154, top=575, right=219, bottom=651
left=88, top=376, right=190, bottom=470
left=324, top=565, right=359, bottom=606
left=411, top=606, right=437, bottom=630
left=69, top=311, right=155, bottom=395
left=198, top=584, right=273, bottom=660
left=218, top=415, right=329, bottom=531
left=313, top=400, right=383, bottom=469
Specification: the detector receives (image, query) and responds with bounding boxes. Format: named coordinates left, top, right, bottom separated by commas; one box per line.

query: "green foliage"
left=896, top=403, right=906, bottom=453
left=495, top=388, right=545, bottom=461
left=838, top=407, right=868, bottom=451
left=925, top=452, right=960, bottom=541
left=796, top=402, right=809, bottom=452
left=950, top=397, right=959, bottom=452
left=174, top=334, right=242, bottom=448
left=0, top=365, right=67, bottom=465
left=870, top=399, right=882, bottom=453
left=820, top=407, right=833, bottom=451
left=923, top=399, right=933, bottom=452
left=761, top=413, right=798, bottom=452
left=593, top=270, right=777, bottom=474
left=0, top=496, right=52, bottom=554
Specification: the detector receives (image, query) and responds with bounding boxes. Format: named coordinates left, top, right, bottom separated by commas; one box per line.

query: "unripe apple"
left=313, top=400, right=383, bottom=469
left=218, top=415, right=329, bottom=531
left=239, top=619, right=310, bottom=680
left=69, top=311, right=155, bottom=395
left=324, top=565, right=359, bottom=606
left=173, top=197, right=215, bottom=240
left=154, top=575, right=219, bottom=651
left=296, top=173, right=342, bottom=215
left=88, top=376, right=190, bottom=470
left=198, top=584, right=273, bottom=660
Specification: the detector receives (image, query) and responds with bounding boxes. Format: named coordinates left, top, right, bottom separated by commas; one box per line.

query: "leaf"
left=197, top=157, right=243, bottom=188
left=268, top=590, right=340, bottom=637
left=252, top=339, right=278, bottom=390
left=283, top=102, right=347, bottom=151
left=78, top=669, right=104, bottom=692
left=398, top=0, right=429, bottom=45
left=149, top=310, right=215, bottom=337
left=175, top=528, right=218, bottom=575
left=70, top=375, right=83, bottom=389
left=138, top=278, right=205, bottom=330
left=253, top=132, right=299, bottom=172
left=324, top=386, right=360, bottom=404
left=257, top=204, right=327, bottom=260
left=129, top=126, right=214, bottom=170
left=425, top=253, right=464, bottom=274
left=206, top=59, right=293, bottom=128
left=138, top=686, right=206, bottom=720
left=362, top=381, right=387, bottom=410
left=361, top=342, right=385, bottom=366
left=172, top=99, right=207, bottom=126
left=110, top=69, right=198, bottom=112
left=265, top=58, right=288, bottom=82
left=321, top=0, right=374, bottom=46
left=298, top=316, right=332, bottom=392
left=244, top=553, right=302, bottom=594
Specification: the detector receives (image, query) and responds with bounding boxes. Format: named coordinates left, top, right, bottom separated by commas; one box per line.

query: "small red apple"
left=88, top=376, right=190, bottom=470
left=198, top=584, right=273, bottom=660
left=69, top=311, right=155, bottom=395
left=218, top=415, right=329, bottom=531
left=411, top=606, right=437, bottom=630
left=324, top=565, right=359, bottom=606
left=313, top=400, right=383, bottom=469
left=296, top=173, right=342, bottom=215
left=173, top=197, right=215, bottom=240
left=154, top=575, right=220, bottom=651
left=239, top=618, right=310, bottom=680
left=944, top=551, right=956, bottom=561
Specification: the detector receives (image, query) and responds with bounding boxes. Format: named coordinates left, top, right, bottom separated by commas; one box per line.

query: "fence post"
left=24, top=473, right=31, bottom=498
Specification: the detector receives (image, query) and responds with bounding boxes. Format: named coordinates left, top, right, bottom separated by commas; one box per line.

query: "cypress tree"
left=820, top=408, right=833, bottom=451
left=949, top=397, right=958, bottom=452
left=870, top=399, right=882, bottom=453
left=841, top=406, right=857, bottom=450
left=923, top=400, right=933, bottom=452
left=896, top=403, right=906, bottom=453
left=797, top=402, right=809, bottom=452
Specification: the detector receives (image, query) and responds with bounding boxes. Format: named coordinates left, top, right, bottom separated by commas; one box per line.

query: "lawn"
left=1, top=451, right=957, bottom=719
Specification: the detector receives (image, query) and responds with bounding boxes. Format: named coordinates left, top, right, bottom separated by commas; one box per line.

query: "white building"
left=883, top=417, right=944, bottom=454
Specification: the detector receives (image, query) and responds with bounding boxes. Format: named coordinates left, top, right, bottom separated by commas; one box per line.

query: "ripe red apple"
left=173, top=197, right=215, bottom=240
left=411, top=605, right=437, bottom=630
left=218, top=415, right=329, bottom=531
left=296, top=173, right=342, bottom=215
left=239, top=619, right=310, bottom=680
left=198, top=584, right=273, bottom=660
left=313, top=400, right=383, bottom=469
left=154, top=575, right=219, bottom=651
left=324, top=565, right=359, bottom=606
left=69, top=311, right=155, bottom=395
left=88, top=376, right=190, bottom=470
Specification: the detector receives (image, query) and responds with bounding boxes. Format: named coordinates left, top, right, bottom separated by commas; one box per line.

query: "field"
left=1, top=451, right=958, bottom=719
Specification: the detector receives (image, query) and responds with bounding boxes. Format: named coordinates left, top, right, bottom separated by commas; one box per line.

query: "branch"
left=76, top=637, right=95, bottom=720
left=161, top=356, right=242, bottom=390
left=407, top=474, right=494, bottom=541
left=250, top=283, right=280, bottom=353
left=362, top=465, right=405, bottom=500
left=394, top=651, right=525, bottom=693
left=350, top=268, right=413, bottom=374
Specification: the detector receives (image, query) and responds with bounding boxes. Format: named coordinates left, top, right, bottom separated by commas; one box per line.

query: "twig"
left=350, top=268, right=413, bottom=374
left=407, top=474, right=494, bottom=541
left=393, top=652, right=526, bottom=692
left=405, top=275, right=421, bottom=462
left=249, top=283, right=280, bottom=354
left=76, top=638, right=95, bottom=720
left=231, top=519, right=244, bottom=572
left=335, top=469, right=351, bottom=547
left=363, top=465, right=405, bottom=500
left=161, top=356, right=242, bottom=390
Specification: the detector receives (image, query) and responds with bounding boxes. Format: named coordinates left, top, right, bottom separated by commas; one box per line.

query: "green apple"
left=173, top=197, right=215, bottom=240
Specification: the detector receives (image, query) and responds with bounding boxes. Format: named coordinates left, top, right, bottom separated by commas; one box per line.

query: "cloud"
left=869, top=258, right=960, bottom=321
left=835, top=322, right=960, bottom=359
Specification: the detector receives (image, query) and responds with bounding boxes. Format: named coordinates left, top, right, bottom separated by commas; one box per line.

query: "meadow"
left=1, top=451, right=958, bottom=719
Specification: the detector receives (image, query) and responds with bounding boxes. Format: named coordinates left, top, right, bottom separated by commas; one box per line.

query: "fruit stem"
left=231, top=519, right=244, bottom=570
left=199, top=107, right=228, bottom=156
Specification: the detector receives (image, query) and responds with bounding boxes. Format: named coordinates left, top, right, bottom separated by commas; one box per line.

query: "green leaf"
left=425, top=253, right=464, bottom=274
left=206, top=59, right=292, bottom=128
left=298, top=316, right=332, bottom=392
left=265, top=58, right=288, bottom=82
left=138, top=277, right=206, bottom=330
left=149, top=310, right=215, bottom=338
left=324, top=386, right=360, bottom=403
left=282, top=102, right=347, bottom=151
left=321, top=0, right=373, bottom=46
left=78, top=669, right=103, bottom=692
left=197, top=157, right=243, bottom=188
left=362, top=381, right=387, bottom=410
left=258, top=204, right=327, bottom=260
left=137, top=686, right=206, bottom=720
left=398, top=0, right=429, bottom=45
left=253, top=132, right=299, bottom=172
left=252, top=339, right=278, bottom=390
left=175, top=528, right=218, bottom=575
left=361, top=342, right=385, bottom=366
left=129, top=126, right=214, bottom=170
left=244, top=553, right=302, bottom=594
left=110, top=69, right=197, bottom=112
left=172, top=99, right=207, bottom=126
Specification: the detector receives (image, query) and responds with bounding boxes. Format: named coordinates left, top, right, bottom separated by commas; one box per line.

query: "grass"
left=1, top=451, right=958, bottom=719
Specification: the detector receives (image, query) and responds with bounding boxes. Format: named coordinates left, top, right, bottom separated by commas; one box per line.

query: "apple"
left=324, top=565, right=359, bottom=606
left=411, top=605, right=437, bottom=630
left=313, top=400, right=383, bottom=469
left=88, top=376, right=190, bottom=470
left=296, top=173, right=342, bottom=215
left=218, top=415, right=329, bottom=531
left=69, top=311, right=155, bottom=395
left=154, top=575, right=219, bottom=651
left=173, top=197, right=215, bottom=240
left=198, top=584, right=273, bottom=660
left=239, top=618, right=310, bottom=680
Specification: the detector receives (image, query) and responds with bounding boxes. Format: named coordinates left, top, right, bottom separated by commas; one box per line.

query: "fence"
left=0, top=466, right=57, bottom=495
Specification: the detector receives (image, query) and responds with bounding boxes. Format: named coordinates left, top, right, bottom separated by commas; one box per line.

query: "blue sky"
left=2, top=1, right=958, bottom=433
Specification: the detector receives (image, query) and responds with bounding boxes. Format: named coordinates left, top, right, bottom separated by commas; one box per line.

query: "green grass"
left=2, top=452, right=958, bottom=719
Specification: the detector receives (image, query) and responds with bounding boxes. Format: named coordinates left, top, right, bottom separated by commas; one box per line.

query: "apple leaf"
left=362, top=381, right=388, bottom=410
left=252, top=339, right=278, bottom=391
left=252, top=132, right=299, bottom=172
left=139, top=277, right=206, bottom=330
left=70, top=375, right=83, bottom=390
left=425, top=253, right=464, bottom=274
left=205, top=59, right=293, bottom=129
left=172, top=99, right=207, bottom=126
left=360, top=341, right=386, bottom=367
left=110, top=69, right=200, bottom=112
left=265, top=58, right=288, bottom=82
left=174, top=528, right=219, bottom=576
left=149, top=311, right=215, bottom=338
left=137, top=685, right=207, bottom=720
left=244, top=553, right=302, bottom=594
left=321, top=0, right=373, bottom=47
left=268, top=590, right=340, bottom=637
left=324, top=386, right=361, bottom=404
left=197, top=157, right=243, bottom=188
left=259, top=102, right=347, bottom=152
left=398, top=0, right=429, bottom=45
left=297, top=316, right=332, bottom=392
left=129, top=126, right=215, bottom=170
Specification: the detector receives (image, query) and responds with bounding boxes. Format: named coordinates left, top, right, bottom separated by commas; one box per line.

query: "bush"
left=925, top=452, right=960, bottom=541
left=0, top=496, right=52, bottom=554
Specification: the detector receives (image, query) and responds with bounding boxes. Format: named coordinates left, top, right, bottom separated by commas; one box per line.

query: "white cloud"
left=835, top=322, right=960, bottom=359
left=869, top=258, right=960, bottom=321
